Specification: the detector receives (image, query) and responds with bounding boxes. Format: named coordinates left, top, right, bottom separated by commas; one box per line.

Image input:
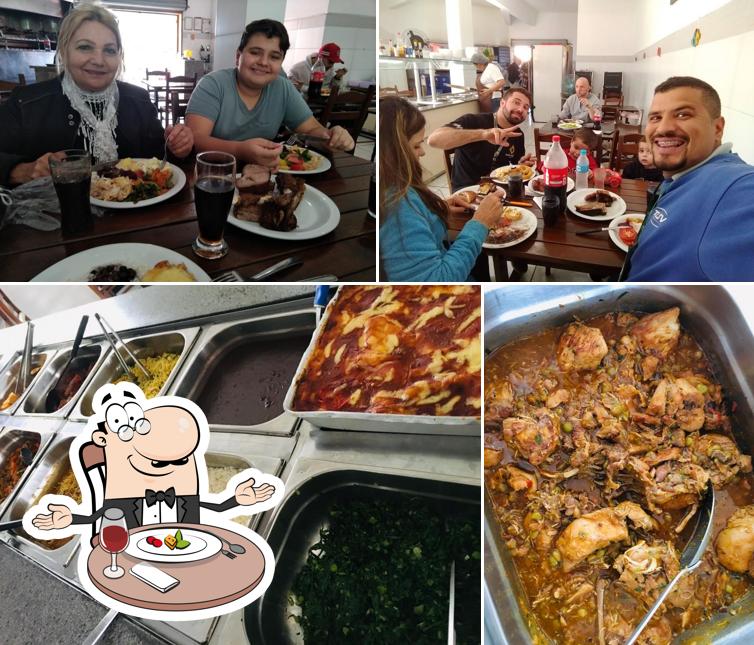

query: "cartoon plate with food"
left=23, top=381, right=284, bottom=621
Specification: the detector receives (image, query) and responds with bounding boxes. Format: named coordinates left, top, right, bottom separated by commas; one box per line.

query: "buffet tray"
left=484, top=284, right=754, bottom=645
left=283, top=288, right=481, bottom=435
left=0, top=347, right=58, bottom=417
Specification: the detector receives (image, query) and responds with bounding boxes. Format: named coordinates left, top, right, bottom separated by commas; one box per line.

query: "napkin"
left=130, top=562, right=179, bottom=592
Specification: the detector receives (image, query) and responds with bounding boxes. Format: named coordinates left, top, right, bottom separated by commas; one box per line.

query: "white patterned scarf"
left=61, top=73, right=119, bottom=164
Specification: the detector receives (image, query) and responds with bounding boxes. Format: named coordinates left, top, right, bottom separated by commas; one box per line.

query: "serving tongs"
left=94, top=313, right=152, bottom=381
left=624, top=480, right=715, bottom=645
left=45, top=314, right=89, bottom=412
left=447, top=560, right=456, bottom=645
left=16, top=322, right=34, bottom=395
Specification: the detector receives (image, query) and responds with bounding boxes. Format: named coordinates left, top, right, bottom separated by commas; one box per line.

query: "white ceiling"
left=472, top=0, right=579, bottom=12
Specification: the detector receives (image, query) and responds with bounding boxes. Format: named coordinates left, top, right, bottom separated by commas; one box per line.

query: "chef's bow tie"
left=145, top=487, right=176, bottom=508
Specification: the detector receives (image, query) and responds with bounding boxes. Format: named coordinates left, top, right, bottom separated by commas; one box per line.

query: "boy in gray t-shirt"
left=185, top=18, right=353, bottom=169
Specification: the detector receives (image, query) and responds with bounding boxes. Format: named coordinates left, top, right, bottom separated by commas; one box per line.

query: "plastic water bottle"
left=575, top=149, right=589, bottom=190
left=544, top=135, right=569, bottom=216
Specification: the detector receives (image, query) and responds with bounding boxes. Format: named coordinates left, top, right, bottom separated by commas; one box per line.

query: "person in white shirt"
left=288, top=42, right=347, bottom=91
left=560, top=76, right=602, bottom=122
left=471, top=53, right=505, bottom=113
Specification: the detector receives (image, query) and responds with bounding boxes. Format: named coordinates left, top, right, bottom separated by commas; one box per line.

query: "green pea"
left=563, top=421, right=573, bottom=433
left=697, top=383, right=708, bottom=394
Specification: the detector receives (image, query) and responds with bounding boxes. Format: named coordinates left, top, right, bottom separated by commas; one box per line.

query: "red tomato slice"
left=618, top=226, right=638, bottom=246
left=152, top=538, right=163, bottom=548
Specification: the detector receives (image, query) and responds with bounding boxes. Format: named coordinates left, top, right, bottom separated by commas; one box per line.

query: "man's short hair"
left=502, top=86, right=532, bottom=105
left=238, top=19, right=290, bottom=54
left=572, top=127, right=598, bottom=150
left=654, top=76, right=721, bottom=119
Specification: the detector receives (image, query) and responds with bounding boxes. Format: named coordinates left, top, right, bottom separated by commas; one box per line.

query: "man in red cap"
left=288, top=42, right=347, bottom=91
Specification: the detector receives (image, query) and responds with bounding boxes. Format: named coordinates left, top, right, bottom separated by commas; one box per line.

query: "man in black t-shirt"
left=428, top=87, right=535, bottom=192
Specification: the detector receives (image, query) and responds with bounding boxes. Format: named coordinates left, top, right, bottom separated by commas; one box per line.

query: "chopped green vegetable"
left=562, top=421, right=573, bottom=433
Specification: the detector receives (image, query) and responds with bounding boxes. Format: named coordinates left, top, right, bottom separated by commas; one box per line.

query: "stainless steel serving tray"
left=171, top=307, right=316, bottom=436
left=70, top=326, right=200, bottom=420
left=284, top=288, right=481, bottom=435
left=484, top=284, right=754, bottom=645
left=0, top=348, right=57, bottom=417
left=245, top=468, right=479, bottom=645
left=0, top=426, right=55, bottom=520
left=19, top=338, right=109, bottom=419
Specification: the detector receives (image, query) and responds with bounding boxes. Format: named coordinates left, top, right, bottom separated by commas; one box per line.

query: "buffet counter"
left=0, top=285, right=481, bottom=645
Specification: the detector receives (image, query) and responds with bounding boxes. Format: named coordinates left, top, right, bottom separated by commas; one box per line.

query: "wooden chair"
left=599, top=129, right=619, bottom=167
left=145, top=68, right=169, bottom=123
left=443, top=147, right=457, bottom=193
left=613, top=133, right=643, bottom=170
left=165, top=73, right=197, bottom=126
left=534, top=128, right=573, bottom=168
left=319, top=84, right=376, bottom=151
left=601, top=105, right=620, bottom=122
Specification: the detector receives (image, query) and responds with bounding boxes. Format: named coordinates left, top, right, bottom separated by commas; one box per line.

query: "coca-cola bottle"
left=543, top=134, right=569, bottom=217
left=308, top=54, right=326, bottom=102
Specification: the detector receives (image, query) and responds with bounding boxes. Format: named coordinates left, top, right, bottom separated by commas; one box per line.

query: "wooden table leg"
left=490, top=255, right=509, bottom=281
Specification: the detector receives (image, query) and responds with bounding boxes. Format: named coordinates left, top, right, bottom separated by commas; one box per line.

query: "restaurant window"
left=111, top=10, right=182, bottom=86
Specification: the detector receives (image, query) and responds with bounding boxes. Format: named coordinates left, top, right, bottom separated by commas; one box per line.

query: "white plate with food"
left=452, top=181, right=506, bottom=211
left=90, top=158, right=187, bottom=209
left=567, top=188, right=627, bottom=221
left=528, top=175, right=575, bottom=196
left=125, top=527, right=223, bottom=563
left=31, top=243, right=210, bottom=282
left=557, top=120, right=583, bottom=130
left=483, top=207, right=538, bottom=249
left=228, top=183, right=340, bottom=241
left=489, top=163, right=536, bottom=183
left=608, top=213, right=645, bottom=252
left=277, top=145, right=331, bottom=174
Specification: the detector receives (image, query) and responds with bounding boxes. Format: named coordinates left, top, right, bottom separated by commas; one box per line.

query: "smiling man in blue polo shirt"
left=626, top=76, right=754, bottom=281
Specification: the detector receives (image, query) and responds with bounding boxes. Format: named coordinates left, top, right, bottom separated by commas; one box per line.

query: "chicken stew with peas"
left=485, top=307, right=754, bottom=644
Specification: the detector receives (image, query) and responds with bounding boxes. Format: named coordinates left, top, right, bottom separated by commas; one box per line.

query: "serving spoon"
left=624, top=480, right=715, bottom=645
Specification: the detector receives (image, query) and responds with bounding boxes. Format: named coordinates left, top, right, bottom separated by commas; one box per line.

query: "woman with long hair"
left=0, top=3, right=193, bottom=186
left=379, top=96, right=503, bottom=281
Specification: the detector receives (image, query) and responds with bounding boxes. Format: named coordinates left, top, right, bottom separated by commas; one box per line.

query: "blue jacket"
left=627, top=153, right=754, bottom=281
left=380, top=188, right=488, bottom=281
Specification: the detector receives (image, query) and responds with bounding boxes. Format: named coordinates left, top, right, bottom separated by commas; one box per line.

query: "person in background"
left=288, top=43, right=347, bottom=91
left=186, top=21, right=353, bottom=170
left=471, top=53, right=504, bottom=113
left=427, top=86, right=535, bottom=193
left=621, top=134, right=664, bottom=181
left=0, top=3, right=193, bottom=187
left=507, top=61, right=520, bottom=86
left=559, top=127, right=599, bottom=178
left=625, top=76, right=754, bottom=281
left=379, top=96, right=505, bottom=282
left=560, top=76, right=602, bottom=122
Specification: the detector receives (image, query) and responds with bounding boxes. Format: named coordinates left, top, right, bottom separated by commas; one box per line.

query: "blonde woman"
left=379, top=96, right=504, bottom=281
left=0, top=3, right=193, bottom=186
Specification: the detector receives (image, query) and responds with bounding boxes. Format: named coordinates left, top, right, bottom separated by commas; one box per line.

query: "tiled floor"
left=428, top=120, right=593, bottom=282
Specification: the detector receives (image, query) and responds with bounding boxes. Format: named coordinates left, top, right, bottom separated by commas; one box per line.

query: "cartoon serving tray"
left=23, top=381, right=284, bottom=621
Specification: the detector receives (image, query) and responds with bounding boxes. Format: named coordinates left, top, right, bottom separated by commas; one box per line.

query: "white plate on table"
left=489, top=164, right=536, bottom=184
left=31, top=243, right=211, bottom=282
left=558, top=120, right=583, bottom=130
left=125, top=527, right=223, bottom=563
left=567, top=188, right=626, bottom=221
left=609, top=213, right=645, bottom=252
left=483, top=207, right=538, bottom=249
left=277, top=146, right=331, bottom=175
left=90, top=161, right=186, bottom=209
left=228, top=184, right=340, bottom=241
left=452, top=184, right=507, bottom=211
left=528, top=175, right=575, bottom=196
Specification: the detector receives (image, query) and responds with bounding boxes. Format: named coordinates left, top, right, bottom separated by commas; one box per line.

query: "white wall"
left=575, top=0, right=639, bottom=56
left=184, top=0, right=215, bottom=61
left=638, top=0, right=736, bottom=49
left=213, top=0, right=247, bottom=70
left=510, top=10, right=577, bottom=46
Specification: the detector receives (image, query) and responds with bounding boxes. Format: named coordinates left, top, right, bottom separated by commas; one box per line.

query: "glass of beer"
left=192, top=151, right=236, bottom=259
left=48, top=149, right=93, bottom=236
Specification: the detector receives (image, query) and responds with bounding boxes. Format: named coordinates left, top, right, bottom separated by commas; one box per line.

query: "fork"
left=221, top=548, right=236, bottom=559
left=212, top=270, right=244, bottom=282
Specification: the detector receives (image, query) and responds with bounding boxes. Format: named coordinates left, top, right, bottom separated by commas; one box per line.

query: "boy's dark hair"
left=238, top=19, right=290, bottom=53
left=502, top=86, right=531, bottom=104
left=654, top=76, right=721, bottom=118
left=573, top=127, right=598, bottom=150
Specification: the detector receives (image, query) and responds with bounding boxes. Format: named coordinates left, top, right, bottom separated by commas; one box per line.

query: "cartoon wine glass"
left=100, top=508, right=129, bottom=579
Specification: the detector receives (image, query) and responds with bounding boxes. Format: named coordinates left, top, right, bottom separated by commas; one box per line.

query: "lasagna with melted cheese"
left=291, top=285, right=481, bottom=417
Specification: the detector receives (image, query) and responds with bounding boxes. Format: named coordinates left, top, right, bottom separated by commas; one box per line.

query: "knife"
left=576, top=225, right=633, bottom=235
left=250, top=256, right=302, bottom=281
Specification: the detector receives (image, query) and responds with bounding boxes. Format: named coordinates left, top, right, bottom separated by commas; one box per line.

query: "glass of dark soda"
left=192, top=151, right=236, bottom=259
left=48, top=149, right=93, bottom=235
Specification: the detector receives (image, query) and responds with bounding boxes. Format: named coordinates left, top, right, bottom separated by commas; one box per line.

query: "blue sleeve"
left=282, top=79, right=313, bottom=129
left=380, top=191, right=488, bottom=282
left=698, top=174, right=754, bottom=280
left=186, top=73, right=223, bottom=122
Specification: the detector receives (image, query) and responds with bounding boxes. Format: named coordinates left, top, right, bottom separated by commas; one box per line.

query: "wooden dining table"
left=0, top=150, right=375, bottom=282
left=448, top=178, right=656, bottom=281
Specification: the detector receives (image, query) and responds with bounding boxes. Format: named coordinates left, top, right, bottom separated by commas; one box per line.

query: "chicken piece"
left=484, top=448, right=502, bottom=469
left=557, top=501, right=655, bottom=572
left=666, top=378, right=705, bottom=431
left=546, top=388, right=570, bottom=408
left=640, top=355, right=660, bottom=381
left=630, top=307, right=680, bottom=358
left=716, top=506, right=754, bottom=574
left=646, top=379, right=667, bottom=417
left=630, top=457, right=709, bottom=512
left=556, top=323, right=608, bottom=371
left=502, top=412, right=560, bottom=466
left=616, top=334, right=638, bottom=356
left=506, top=464, right=537, bottom=493
left=694, top=434, right=752, bottom=487
left=614, top=541, right=680, bottom=593
left=486, top=380, right=515, bottom=419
